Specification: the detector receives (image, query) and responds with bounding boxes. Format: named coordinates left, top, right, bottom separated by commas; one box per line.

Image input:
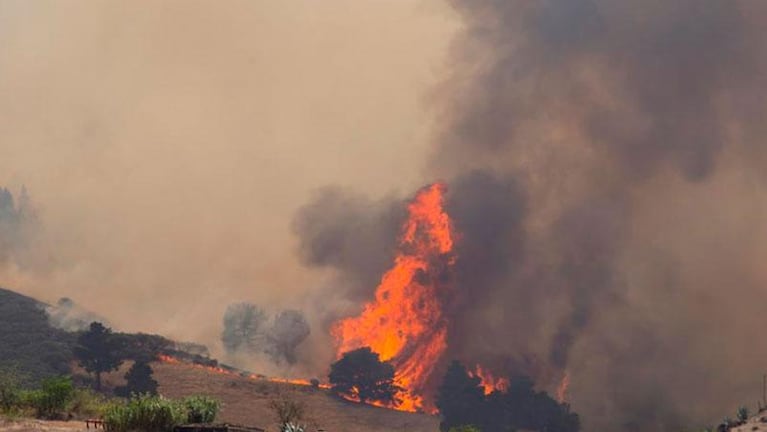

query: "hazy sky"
left=0, top=1, right=459, bottom=345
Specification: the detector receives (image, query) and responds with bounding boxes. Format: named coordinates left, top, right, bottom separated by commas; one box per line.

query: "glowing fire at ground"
left=470, top=365, right=509, bottom=395
left=156, top=354, right=331, bottom=389
left=556, top=370, right=570, bottom=404
left=331, top=183, right=455, bottom=413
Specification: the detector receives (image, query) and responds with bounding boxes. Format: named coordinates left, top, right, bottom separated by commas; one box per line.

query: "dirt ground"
left=0, top=419, right=89, bottom=432
left=149, top=361, right=439, bottom=432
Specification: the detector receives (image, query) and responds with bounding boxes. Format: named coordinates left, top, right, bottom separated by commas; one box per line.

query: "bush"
left=737, top=406, right=750, bottom=422
left=281, top=423, right=306, bottom=432
left=183, top=395, right=220, bottom=424
left=28, top=376, right=75, bottom=419
left=270, top=398, right=305, bottom=426
left=103, top=394, right=186, bottom=432
left=0, top=368, right=22, bottom=413
left=67, top=388, right=109, bottom=419
left=103, top=394, right=220, bottom=432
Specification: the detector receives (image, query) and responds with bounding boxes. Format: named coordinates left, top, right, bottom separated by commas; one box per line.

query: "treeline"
left=437, top=361, right=579, bottom=432
left=327, top=348, right=580, bottom=432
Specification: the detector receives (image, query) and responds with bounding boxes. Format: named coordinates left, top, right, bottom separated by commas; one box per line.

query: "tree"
left=328, top=347, right=399, bottom=405
left=435, top=361, right=486, bottom=432
left=221, top=302, right=267, bottom=353
left=74, top=322, right=123, bottom=391
left=116, top=361, right=158, bottom=397
left=29, top=376, right=75, bottom=419
left=436, top=364, right=580, bottom=432
left=265, top=310, right=310, bottom=364
left=269, top=397, right=305, bottom=427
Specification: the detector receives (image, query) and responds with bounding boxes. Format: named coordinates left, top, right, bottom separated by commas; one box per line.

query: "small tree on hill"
left=74, top=322, right=123, bottom=391
left=328, top=347, right=399, bottom=405
left=116, top=361, right=158, bottom=397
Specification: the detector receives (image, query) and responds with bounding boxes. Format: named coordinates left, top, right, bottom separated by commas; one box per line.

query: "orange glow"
left=156, top=354, right=330, bottom=389
left=469, top=365, right=509, bottom=395
left=331, top=183, right=455, bottom=413
left=556, top=370, right=570, bottom=403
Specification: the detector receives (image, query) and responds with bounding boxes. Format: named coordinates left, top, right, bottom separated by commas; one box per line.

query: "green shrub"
left=0, top=368, right=22, bottom=413
left=27, top=376, right=75, bottom=419
left=103, top=394, right=220, bottom=432
left=737, top=406, right=750, bottom=422
left=103, top=394, right=186, bottom=432
left=182, top=395, right=220, bottom=424
left=67, top=388, right=109, bottom=419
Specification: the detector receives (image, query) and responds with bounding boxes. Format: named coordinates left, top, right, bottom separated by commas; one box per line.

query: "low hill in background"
left=0, top=287, right=73, bottom=384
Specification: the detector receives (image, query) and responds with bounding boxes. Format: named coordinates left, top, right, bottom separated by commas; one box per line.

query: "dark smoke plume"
left=295, top=1, right=767, bottom=430
left=292, top=187, right=405, bottom=305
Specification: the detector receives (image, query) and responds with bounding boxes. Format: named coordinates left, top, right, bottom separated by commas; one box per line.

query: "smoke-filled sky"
left=0, top=1, right=457, bottom=339
left=5, top=1, right=767, bottom=430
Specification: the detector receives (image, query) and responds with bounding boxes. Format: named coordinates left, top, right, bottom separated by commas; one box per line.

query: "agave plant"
left=737, top=405, right=750, bottom=422
left=281, top=422, right=306, bottom=432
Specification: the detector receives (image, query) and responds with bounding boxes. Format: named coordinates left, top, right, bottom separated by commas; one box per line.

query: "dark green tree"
left=328, top=347, right=399, bottom=405
left=73, top=322, right=123, bottom=391
left=435, top=361, right=486, bottom=432
left=436, top=365, right=580, bottom=432
left=116, top=361, right=158, bottom=397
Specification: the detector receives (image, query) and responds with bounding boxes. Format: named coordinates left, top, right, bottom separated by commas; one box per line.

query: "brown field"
left=150, top=361, right=437, bottom=432
left=0, top=361, right=440, bottom=432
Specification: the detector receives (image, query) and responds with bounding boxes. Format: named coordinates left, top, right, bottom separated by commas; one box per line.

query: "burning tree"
left=436, top=361, right=580, bottom=432
left=328, top=347, right=400, bottom=405
left=331, top=183, right=455, bottom=412
left=436, top=361, right=485, bottom=431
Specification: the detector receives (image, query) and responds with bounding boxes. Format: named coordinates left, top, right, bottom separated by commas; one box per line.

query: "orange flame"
left=469, top=365, right=509, bottom=395
left=556, top=370, right=570, bottom=404
left=331, top=183, right=455, bottom=413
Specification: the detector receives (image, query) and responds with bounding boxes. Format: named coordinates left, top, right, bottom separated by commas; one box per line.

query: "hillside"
left=147, top=360, right=438, bottom=432
left=0, top=287, right=73, bottom=383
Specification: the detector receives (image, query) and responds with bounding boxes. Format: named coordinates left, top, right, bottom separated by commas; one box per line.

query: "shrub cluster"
left=103, top=394, right=220, bottom=432
left=0, top=374, right=102, bottom=420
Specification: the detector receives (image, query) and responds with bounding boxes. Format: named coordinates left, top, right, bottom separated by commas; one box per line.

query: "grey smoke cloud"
left=294, top=1, right=767, bottom=430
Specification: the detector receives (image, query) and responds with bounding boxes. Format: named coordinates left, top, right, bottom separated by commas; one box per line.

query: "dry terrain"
left=149, top=361, right=439, bottom=432
left=0, top=360, right=439, bottom=431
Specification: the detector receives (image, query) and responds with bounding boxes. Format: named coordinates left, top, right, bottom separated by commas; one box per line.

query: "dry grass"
left=5, top=361, right=439, bottom=432
left=149, top=361, right=439, bottom=432
left=0, top=419, right=88, bottom=431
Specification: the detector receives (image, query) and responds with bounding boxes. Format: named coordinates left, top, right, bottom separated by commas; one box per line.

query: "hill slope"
left=148, top=360, right=439, bottom=432
left=0, top=287, right=73, bottom=383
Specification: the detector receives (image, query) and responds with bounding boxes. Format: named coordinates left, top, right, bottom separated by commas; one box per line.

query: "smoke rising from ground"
left=47, top=297, right=110, bottom=332
left=4, top=1, right=767, bottom=429
left=295, top=1, right=767, bottom=430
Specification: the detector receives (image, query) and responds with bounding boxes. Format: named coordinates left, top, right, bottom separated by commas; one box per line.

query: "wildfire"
left=470, top=365, right=509, bottom=395
left=156, top=354, right=331, bottom=389
left=331, top=183, right=455, bottom=413
left=556, top=370, right=570, bottom=404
